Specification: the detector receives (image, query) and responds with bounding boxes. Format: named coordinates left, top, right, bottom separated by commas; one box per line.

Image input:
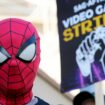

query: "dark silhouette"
left=73, top=91, right=95, bottom=105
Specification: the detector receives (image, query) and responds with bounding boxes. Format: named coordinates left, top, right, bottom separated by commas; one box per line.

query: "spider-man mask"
left=0, top=18, right=40, bottom=105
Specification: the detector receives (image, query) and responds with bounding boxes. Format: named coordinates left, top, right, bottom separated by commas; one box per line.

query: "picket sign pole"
left=95, top=82, right=104, bottom=105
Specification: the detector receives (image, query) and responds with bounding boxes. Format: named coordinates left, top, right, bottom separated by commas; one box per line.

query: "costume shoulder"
left=35, top=96, right=50, bottom=105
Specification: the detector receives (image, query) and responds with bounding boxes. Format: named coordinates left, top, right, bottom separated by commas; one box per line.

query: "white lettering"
left=79, top=12, right=86, bottom=21
left=73, top=15, right=80, bottom=24
left=87, top=0, right=96, bottom=7
left=95, top=5, right=103, bottom=15
left=62, top=19, right=70, bottom=28
left=86, top=9, right=94, bottom=19
left=62, top=9, right=94, bottom=28
left=73, top=2, right=87, bottom=13
left=73, top=0, right=105, bottom=13
left=95, top=4, right=105, bottom=15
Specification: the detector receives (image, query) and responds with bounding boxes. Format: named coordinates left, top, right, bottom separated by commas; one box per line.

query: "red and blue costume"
left=0, top=18, right=49, bottom=105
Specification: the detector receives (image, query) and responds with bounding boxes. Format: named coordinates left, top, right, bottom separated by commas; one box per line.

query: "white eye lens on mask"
left=0, top=52, right=8, bottom=63
left=0, top=47, right=11, bottom=64
left=18, top=43, right=36, bottom=61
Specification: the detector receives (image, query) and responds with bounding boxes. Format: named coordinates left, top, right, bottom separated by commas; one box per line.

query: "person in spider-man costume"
left=0, top=18, right=49, bottom=105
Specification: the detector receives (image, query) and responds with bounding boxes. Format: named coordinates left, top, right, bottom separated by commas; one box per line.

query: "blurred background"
left=1, top=0, right=105, bottom=105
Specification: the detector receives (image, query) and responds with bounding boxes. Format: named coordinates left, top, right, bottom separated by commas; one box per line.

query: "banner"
left=56, top=0, right=105, bottom=92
